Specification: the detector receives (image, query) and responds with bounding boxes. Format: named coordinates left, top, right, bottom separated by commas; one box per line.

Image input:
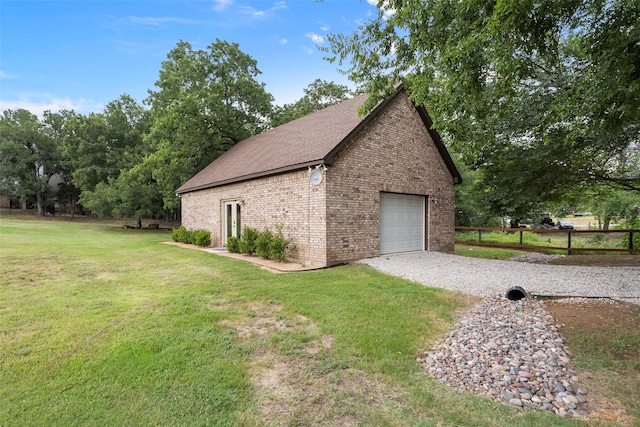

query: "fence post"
left=630, top=231, right=634, bottom=255
left=567, top=231, right=572, bottom=255
left=519, top=230, right=523, bottom=246
left=479, top=230, right=482, bottom=242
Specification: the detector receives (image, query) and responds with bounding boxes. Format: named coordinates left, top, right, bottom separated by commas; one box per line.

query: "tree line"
left=3, top=0, right=640, bottom=229
left=0, top=40, right=353, bottom=220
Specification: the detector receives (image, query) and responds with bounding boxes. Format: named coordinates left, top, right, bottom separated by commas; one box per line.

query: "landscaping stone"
left=417, top=295, right=589, bottom=419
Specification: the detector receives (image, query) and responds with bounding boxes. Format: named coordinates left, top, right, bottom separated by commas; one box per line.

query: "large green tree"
left=270, top=79, right=354, bottom=127
left=145, top=39, right=273, bottom=213
left=67, top=95, right=150, bottom=195
left=41, top=110, right=82, bottom=217
left=75, top=94, right=152, bottom=217
left=585, top=187, right=640, bottom=230
left=0, top=109, right=60, bottom=215
left=327, top=0, right=640, bottom=218
left=81, top=161, right=164, bottom=223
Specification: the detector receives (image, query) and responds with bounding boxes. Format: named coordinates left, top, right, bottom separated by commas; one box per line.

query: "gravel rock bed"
left=417, top=295, right=589, bottom=418
left=360, top=252, right=640, bottom=304
left=361, top=252, right=638, bottom=419
left=510, top=253, right=564, bottom=264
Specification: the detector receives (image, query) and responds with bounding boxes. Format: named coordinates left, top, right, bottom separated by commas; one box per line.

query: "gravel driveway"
left=360, top=252, right=640, bottom=303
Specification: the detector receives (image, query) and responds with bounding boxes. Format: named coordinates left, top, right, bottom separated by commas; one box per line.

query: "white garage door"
left=380, top=193, right=425, bottom=255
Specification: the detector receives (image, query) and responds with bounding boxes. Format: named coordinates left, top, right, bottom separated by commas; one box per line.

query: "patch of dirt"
left=545, top=300, right=640, bottom=336
left=549, top=255, right=640, bottom=267
left=227, top=302, right=406, bottom=426
left=544, top=299, right=640, bottom=425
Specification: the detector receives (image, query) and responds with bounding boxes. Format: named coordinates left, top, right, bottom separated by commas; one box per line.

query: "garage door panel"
left=380, top=193, right=425, bottom=255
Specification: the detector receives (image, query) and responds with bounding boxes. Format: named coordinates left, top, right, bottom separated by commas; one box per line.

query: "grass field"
left=0, top=216, right=636, bottom=426
left=455, top=229, right=631, bottom=254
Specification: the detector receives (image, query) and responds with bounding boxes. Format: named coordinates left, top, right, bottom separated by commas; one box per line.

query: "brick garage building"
left=177, top=85, right=462, bottom=267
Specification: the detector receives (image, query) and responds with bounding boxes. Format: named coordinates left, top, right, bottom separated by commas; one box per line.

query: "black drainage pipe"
left=506, top=286, right=527, bottom=301
left=531, top=294, right=619, bottom=302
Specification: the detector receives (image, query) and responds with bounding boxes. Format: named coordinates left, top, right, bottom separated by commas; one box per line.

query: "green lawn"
left=0, top=217, right=602, bottom=426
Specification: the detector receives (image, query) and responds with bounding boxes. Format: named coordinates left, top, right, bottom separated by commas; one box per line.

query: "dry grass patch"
left=226, top=301, right=408, bottom=426
left=1, top=255, right=71, bottom=286
left=545, top=299, right=640, bottom=425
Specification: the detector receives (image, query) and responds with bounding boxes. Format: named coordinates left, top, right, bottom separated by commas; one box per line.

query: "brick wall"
left=325, top=92, right=456, bottom=264
left=180, top=169, right=328, bottom=267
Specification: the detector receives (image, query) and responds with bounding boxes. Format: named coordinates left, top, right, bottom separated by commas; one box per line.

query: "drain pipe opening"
left=506, top=286, right=527, bottom=301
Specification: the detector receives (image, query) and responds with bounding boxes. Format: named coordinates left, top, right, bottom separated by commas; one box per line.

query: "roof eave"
left=176, top=159, right=326, bottom=194
left=414, top=105, right=463, bottom=185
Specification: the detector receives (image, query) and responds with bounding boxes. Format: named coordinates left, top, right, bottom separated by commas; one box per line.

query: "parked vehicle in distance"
left=557, top=220, right=575, bottom=230
left=541, top=217, right=555, bottom=227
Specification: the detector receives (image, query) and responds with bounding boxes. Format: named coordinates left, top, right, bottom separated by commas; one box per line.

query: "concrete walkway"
left=162, top=241, right=315, bottom=272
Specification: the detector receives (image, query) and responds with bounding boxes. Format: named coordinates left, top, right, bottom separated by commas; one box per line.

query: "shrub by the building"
left=227, top=223, right=291, bottom=261
left=171, top=226, right=211, bottom=247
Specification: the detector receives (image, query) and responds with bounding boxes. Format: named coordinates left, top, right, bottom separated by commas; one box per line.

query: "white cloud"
left=366, top=0, right=395, bottom=19
left=238, top=1, right=287, bottom=19
left=320, top=23, right=330, bottom=32
left=279, top=38, right=288, bottom=45
left=0, top=94, right=103, bottom=118
left=212, top=0, right=233, bottom=12
left=101, top=14, right=197, bottom=31
left=126, top=16, right=197, bottom=26
left=305, top=32, right=324, bottom=44
left=0, top=70, right=18, bottom=79
left=304, top=47, right=314, bottom=55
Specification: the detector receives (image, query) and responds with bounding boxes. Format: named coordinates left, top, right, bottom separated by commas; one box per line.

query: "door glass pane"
left=226, top=204, right=232, bottom=239
left=236, top=204, right=241, bottom=237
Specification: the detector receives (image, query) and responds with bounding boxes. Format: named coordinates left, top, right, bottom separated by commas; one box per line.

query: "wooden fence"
left=455, top=226, right=640, bottom=255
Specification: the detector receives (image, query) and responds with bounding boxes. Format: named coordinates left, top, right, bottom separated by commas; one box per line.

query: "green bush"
left=172, top=226, right=211, bottom=247
left=226, top=236, right=240, bottom=253
left=268, top=223, right=290, bottom=261
left=587, top=233, right=607, bottom=245
left=239, top=226, right=259, bottom=255
left=193, top=229, right=211, bottom=247
left=255, top=229, right=274, bottom=258
left=619, top=220, right=640, bottom=249
left=620, top=234, right=636, bottom=250
left=171, top=226, right=190, bottom=243
left=228, top=223, right=292, bottom=261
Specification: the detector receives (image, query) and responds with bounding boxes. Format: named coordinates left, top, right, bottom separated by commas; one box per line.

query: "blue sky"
left=1, top=0, right=381, bottom=117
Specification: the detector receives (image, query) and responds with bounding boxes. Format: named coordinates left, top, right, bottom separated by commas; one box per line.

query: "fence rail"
left=455, top=226, right=639, bottom=255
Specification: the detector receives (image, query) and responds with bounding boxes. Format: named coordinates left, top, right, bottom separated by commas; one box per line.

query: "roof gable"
left=177, top=87, right=461, bottom=194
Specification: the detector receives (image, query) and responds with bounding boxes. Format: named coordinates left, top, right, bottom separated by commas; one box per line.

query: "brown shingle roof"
left=176, top=87, right=461, bottom=194
left=176, top=93, right=369, bottom=193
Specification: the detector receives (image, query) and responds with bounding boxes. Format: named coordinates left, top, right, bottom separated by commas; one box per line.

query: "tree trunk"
left=70, top=196, right=76, bottom=220
left=36, top=189, right=44, bottom=216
